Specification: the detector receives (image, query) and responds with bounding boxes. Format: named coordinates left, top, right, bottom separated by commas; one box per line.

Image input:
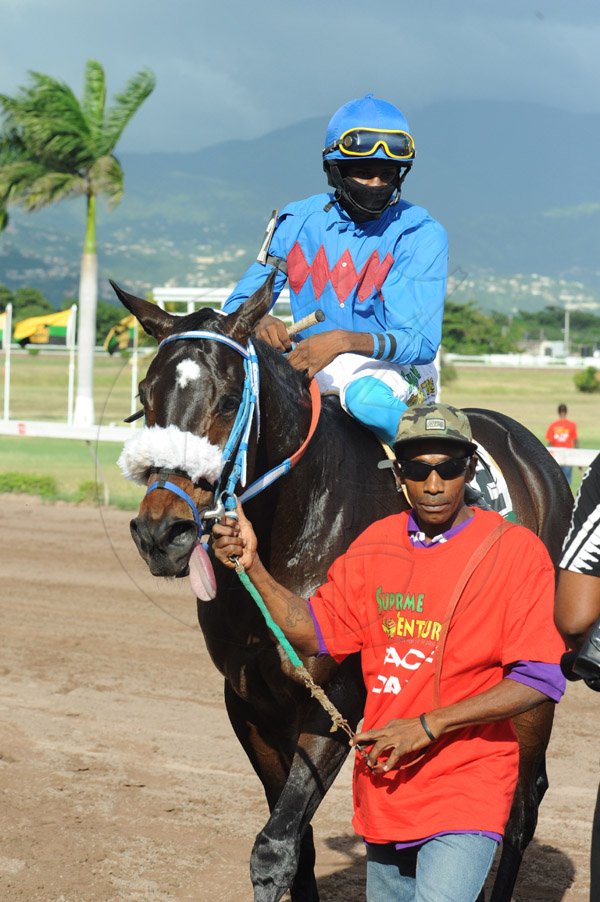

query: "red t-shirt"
left=546, top=418, right=578, bottom=448
left=309, top=509, right=565, bottom=842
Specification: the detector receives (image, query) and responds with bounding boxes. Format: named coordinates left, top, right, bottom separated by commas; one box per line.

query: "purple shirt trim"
left=383, top=831, right=501, bottom=850
left=307, top=599, right=329, bottom=656
left=407, top=511, right=474, bottom=547
left=505, top=661, right=565, bottom=702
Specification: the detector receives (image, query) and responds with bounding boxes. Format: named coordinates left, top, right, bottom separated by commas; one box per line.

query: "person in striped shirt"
left=556, top=453, right=600, bottom=899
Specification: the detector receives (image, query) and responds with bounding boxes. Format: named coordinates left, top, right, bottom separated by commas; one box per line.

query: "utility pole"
left=563, top=306, right=570, bottom=356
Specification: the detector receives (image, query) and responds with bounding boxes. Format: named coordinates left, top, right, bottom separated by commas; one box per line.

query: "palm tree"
left=0, top=60, right=155, bottom=425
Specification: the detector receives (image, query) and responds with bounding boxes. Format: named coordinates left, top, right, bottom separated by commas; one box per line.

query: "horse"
left=111, top=273, right=573, bottom=902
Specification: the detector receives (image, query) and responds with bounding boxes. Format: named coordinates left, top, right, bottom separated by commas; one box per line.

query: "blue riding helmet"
left=323, top=93, right=415, bottom=165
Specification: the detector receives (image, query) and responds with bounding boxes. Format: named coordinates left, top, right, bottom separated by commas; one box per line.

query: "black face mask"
left=341, top=176, right=397, bottom=220
left=324, top=162, right=406, bottom=222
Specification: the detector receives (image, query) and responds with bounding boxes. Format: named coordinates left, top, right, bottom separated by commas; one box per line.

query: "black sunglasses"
left=397, top=456, right=471, bottom=482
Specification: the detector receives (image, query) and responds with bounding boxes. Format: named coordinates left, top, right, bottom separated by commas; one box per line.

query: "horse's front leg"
left=251, top=731, right=351, bottom=902
left=224, top=680, right=295, bottom=808
left=490, top=701, right=555, bottom=902
left=250, top=657, right=366, bottom=902
left=224, top=680, right=321, bottom=901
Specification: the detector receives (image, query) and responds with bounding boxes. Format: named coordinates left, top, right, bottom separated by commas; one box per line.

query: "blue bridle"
left=145, top=329, right=261, bottom=535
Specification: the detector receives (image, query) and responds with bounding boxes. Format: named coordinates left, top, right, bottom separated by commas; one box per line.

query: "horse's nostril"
left=130, top=516, right=149, bottom=552
left=166, top=519, right=198, bottom=550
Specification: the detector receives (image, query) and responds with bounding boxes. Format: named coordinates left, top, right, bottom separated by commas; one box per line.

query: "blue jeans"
left=366, top=834, right=497, bottom=901
left=561, top=465, right=573, bottom=485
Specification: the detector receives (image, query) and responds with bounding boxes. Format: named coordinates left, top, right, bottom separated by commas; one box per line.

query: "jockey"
left=223, top=93, right=448, bottom=445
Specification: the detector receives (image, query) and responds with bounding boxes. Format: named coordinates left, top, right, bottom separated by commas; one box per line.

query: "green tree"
left=13, top=286, right=54, bottom=320
left=0, top=60, right=155, bottom=425
left=96, top=300, right=126, bottom=345
left=574, top=367, right=600, bottom=394
left=514, top=306, right=600, bottom=354
left=0, top=283, right=55, bottom=319
left=442, top=301, right=521, bottom=354
left=0, top=284, right=13, bottom=312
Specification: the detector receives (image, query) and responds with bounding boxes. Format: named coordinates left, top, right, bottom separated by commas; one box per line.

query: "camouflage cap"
left=392, top=402, right=477, bottom=456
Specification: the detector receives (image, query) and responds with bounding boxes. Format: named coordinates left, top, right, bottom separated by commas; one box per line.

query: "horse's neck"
left=254, top=344, right=313, bottom=467
left=254, top=342, right=399, bottom=507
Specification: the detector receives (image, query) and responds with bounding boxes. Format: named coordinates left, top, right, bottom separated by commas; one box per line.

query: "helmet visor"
left=325, top=127, right=415, bottom=161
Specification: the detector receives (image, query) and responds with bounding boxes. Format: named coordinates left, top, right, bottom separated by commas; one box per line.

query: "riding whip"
left=287, top=309, right=325, bottom=336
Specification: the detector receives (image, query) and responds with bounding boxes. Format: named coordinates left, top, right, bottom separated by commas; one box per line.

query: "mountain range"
left=0, top=99, right=598, bottom=313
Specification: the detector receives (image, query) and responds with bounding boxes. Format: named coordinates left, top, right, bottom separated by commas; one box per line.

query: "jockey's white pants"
left=314, top=353, right=438, bottom=444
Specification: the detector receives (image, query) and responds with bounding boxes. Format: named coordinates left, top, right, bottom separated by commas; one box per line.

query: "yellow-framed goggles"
left=325, top=127, right=415, bottom=161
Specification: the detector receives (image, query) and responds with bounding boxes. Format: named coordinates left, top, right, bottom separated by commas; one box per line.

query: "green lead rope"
left=235, top=566, right=356, bottom=740
left=237, top=568, right=304, bottom=668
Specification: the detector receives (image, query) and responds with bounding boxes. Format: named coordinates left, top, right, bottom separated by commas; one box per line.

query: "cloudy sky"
left=2, top=0, right=599, bottom=153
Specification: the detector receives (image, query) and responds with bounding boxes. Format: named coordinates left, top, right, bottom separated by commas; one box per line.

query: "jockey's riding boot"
left=343, top=376, right=407, bottom=444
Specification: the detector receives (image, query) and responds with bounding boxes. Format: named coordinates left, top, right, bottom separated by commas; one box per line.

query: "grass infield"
left=0, top=436, right=144, bottom=508
left=0, top=351, right=150, bottom=423
left=444, top=365, right=600, bottom=449
left=0, top=351, right=149, bottom=508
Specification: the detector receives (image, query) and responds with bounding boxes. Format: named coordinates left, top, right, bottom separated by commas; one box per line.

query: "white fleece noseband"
left=118, top=424, right=224, bottom=486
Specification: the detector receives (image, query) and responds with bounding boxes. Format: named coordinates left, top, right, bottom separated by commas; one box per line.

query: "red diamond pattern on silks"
left=310, top=245, right=330, bottom=299
left=287, top=242, right=311, bottom=294
left=357, top=251, right=394, bottom=302
left=285, top=241, right=396, bottom=306
left=330, top=249, right=358, bottom=303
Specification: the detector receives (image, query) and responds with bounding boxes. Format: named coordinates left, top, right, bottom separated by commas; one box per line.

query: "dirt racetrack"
left=0, top=494, right=598, bottom=901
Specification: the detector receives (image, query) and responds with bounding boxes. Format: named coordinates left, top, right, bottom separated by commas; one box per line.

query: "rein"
left=234, top=564, right=356, bottom=741
left=238, top=379, right=321, bottom=504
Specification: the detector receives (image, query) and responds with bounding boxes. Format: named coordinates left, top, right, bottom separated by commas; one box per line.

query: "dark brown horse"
left=112, top=274, right=572, bottom=902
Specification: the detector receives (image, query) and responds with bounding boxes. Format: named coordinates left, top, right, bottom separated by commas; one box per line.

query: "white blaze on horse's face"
left=176, top=358, right=202, bottom=390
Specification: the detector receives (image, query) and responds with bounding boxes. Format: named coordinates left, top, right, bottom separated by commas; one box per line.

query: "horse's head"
left=112, top=273, right=276, bottom=579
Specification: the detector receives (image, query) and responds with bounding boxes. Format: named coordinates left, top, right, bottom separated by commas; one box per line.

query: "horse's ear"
left=226, top=269, right=277, bottom=342
left=109, top=280, right=175, bottom=343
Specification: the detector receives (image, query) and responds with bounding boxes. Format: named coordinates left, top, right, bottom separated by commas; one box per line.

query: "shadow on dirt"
left=484, top=838, right=577, bottom=901
left=315, top=834, right=366, bottom=900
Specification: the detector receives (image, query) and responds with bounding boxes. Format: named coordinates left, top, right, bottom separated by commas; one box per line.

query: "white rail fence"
left=446, top=352, right=600, bottom=369
left=547, top=447, right=598, bottom=468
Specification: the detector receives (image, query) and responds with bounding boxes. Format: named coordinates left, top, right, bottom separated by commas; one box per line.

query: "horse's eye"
left=219, top=395, right=240, bottom=417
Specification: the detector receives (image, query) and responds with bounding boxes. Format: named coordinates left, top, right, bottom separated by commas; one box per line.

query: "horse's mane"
left=171, top=307, right=230, bottom=333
